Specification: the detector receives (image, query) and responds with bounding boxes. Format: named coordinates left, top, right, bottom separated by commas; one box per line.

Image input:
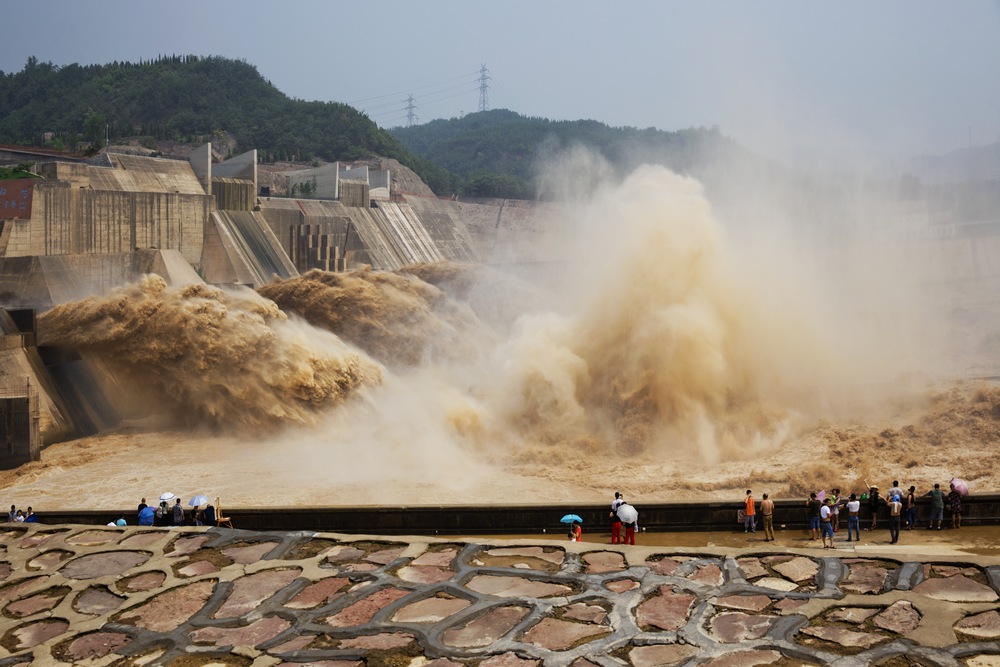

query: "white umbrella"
left=188, top=495, right=210, bottom=507
left=617, top=504, right=638, bottom=524
left=159, top=492, right=175, bottom=503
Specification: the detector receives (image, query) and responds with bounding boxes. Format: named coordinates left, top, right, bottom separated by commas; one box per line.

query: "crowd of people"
left=6, top=504, right=38, bottom=523
left=745, top=478, right=968, bottom=547
left=609, top=491, right=639, bottom=545
left=135, top=495, right=216, bottom=527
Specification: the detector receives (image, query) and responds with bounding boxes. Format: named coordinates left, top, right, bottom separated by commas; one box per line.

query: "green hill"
left=0, top=55, right=458, bottom=193
left=0, top=56, right=748, bottom=200
left=389, top=109, right=744, bottom=198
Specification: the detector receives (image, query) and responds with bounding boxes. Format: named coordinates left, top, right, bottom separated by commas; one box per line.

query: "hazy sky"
left=3, top=1, right=999, bottom=163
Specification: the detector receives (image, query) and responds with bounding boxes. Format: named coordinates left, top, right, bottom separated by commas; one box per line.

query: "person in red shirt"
left=744, top=490, right=756, bottom=533
left=570, top=521, right=582, bottom=542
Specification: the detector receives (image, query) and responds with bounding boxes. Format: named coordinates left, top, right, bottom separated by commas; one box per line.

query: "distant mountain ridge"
left=389, top=109, right=746, bottom=198
left=907, top=141, right=1000, bottom=184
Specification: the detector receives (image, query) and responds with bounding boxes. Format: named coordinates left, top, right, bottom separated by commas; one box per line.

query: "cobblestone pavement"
left=0, top=525, right=999, bottom=666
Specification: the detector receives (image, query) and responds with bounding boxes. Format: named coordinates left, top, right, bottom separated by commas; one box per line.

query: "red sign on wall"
left=0, top=179, right=34, bottom=220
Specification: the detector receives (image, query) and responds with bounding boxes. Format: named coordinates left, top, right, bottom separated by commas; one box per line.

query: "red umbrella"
left=950, top=478, right=969, bottom=496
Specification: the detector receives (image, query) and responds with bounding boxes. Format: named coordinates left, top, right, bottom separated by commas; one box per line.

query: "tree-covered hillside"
left=0, top=56, right=748, bottom=200
left=0, top=55, right=458, bottom=193
left=390, top=109, right=744, bottom=198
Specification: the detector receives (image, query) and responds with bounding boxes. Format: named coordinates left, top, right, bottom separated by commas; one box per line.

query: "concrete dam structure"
left=0, top=147, right=558, bottom=456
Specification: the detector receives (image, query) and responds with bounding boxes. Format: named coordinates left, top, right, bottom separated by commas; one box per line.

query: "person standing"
left=807, top=492, right=821, bottom=541
left=610, top=492, right=625, bottom=545
left=846, top=493, right=861, bottom=542
left=760, top=493, right=775, bottom=541
left=618, top=502, right=637, bottom=545
left=744, top=490, right=756, bottom=533
left=866, top=485, right=881, bottom=530
left=888, top=480, right=903, bottom=503
left=905, top=486, right=917, bottom=530
left=888, top=495, right=902, bottom=544
left=926, top=483, right=944, bottom=530
left=7, top=505, right=15, bottom=523
left=820, top=498, right=835, bottom=548
left=137, top=497, right=148, bottom=515
left=203, top=502, right=217, bottom=527
left=948, top=483, right=963, bottom=529
left=155, top=501, right=169, bottom=527
left=570, top=521, right=582, bottom=542
left=830, top=489, right=841, bottom=532
left=172, top=498, right=185, bottom=526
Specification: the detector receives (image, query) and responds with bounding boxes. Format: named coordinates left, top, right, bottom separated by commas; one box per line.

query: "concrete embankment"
left=32, top=495, right=1000, bottom=535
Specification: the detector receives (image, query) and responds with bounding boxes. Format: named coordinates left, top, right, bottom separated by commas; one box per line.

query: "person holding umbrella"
left=617, top=502, right=638, bottom=545
left=138, top=504, right=155, bottom=526
left=189, top=494, right=211, bottom=525
left=570, top=521, right=582, bottom=542
left=156, top=492, right=175, bottom=527
left=560, top=514, right=583, bottom=541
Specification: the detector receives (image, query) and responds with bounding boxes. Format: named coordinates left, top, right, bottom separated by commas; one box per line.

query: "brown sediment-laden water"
left=11, top=165, right=1000, bottom=508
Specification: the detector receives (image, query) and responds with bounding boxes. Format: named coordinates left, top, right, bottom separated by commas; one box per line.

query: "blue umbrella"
left=560, top=514, right=583, bottom=524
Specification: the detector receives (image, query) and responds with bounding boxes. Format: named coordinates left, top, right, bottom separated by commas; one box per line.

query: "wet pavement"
left=0, top=524, right=998, bottom=666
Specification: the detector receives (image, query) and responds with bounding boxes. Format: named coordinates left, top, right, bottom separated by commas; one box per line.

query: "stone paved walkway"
left=0, top=525, right=999, bottom=666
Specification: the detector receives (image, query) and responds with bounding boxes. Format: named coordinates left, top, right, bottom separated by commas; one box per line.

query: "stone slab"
left=61, top=551, right=150, bottom=579
left=522, top=617, right=608, bottom=650
left=441, top=606, right=529, bottom=648
left=913, top=574, right=999, bottom=602
left=324, top=587, right=411, bottom=627
left=191, top=615, right=292, bottom=647
left=63, top=631, right=132, bottom=661
left=799, top=625, right=888, bottom=649
left=636, top=587, right=696, bottom=631
left=873, top=600, right=920, bottom=634
left=392, top=595, right=471, bottom=623
left=285, top=577, right=348, bottom=609
left=214, top=567, right=301, bottom=618
left=955, top=609, right=1000, bottom=639
left=115, top=580, right=215, bottom=632
left=754, top=577, right=798, bottom=592
left=628, top=644, right=699, bottom=667
left=714, top=594, right=772, bottom=612
left=771, top=556, right=818, bottom=583
left=710, top=611, right=778, bottom=642
left=466, top=575, right=573, bottom=598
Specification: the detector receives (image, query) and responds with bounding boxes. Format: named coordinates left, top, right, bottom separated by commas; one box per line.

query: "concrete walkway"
left=0, top=524, right=999, bottom=666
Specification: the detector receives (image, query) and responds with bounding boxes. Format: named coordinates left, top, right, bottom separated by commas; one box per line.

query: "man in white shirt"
left=820, top=498, right=835, bottom=549
left=845, top=493, right=861, bottom=542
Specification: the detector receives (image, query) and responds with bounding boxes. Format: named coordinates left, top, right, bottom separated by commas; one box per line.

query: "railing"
left=24, top=495, right=1000, bottom=535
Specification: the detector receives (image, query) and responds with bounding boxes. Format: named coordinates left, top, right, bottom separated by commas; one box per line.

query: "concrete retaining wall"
left=29, top=495, right=1000, bottom=534
left=5, top=183, right=209, bottom=265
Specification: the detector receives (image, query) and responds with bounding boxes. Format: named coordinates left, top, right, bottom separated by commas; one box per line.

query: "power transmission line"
left=406, top=95, right=416, bottom=127
left=347, top=69, right=479, bottom=106
left=363, top=65, right=509, bottom=127
left=478, top=64, right=491, bottom=112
